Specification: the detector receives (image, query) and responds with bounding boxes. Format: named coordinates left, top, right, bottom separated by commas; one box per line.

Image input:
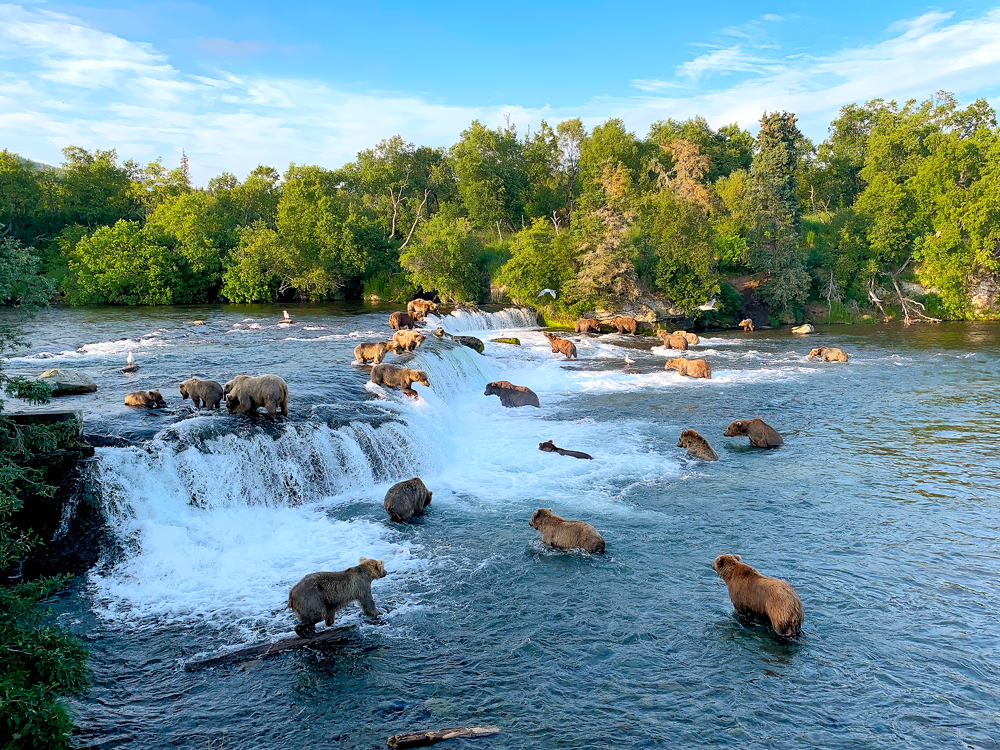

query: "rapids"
left=7, top=303, right=1000, bottom=749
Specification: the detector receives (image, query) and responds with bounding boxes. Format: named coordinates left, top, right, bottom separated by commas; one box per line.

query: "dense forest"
left=2, top=91, right=999, bottom=324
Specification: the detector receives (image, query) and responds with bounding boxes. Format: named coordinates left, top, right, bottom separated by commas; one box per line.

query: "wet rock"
left=37, top=368, right=97, bottom=396
left=491, top=338, right=521, bottom=345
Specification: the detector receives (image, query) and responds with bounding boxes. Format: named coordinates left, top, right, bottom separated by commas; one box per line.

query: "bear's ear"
left=359, top=556, right=368, bottom=563
left=734, top=554, right=741, bottom=561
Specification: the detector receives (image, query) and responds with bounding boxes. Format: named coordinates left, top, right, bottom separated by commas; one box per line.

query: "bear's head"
left=677, top=430, right=699, bottom=448
left=223, top=375, right=248, bottom=396
left=149, top=389, right=165, bottom=407
left=712, top=554, right=742, bottom=578
left=411, top=370, right=430, bottom=388
left=723, top=420, right=748, bottom=437
left=538, top=440, right=557, bottom=453
left=423, top=490, right=433, bottom=508
left=529, top=508, right=554, bottom=529
left=179, top=381, right=190, bottom=399
left=358, top=557, right=387, bottom=579
left=808, top=347, right=825, bottom=359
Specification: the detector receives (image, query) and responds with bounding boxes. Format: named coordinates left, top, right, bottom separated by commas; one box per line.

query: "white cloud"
left=2, top=4, right=1000, bottom=182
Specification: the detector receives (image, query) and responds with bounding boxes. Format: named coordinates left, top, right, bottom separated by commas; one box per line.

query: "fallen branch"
left=890, top=272, right=941, bottom=326
left=387, top=726, right=501, bottom=749
left=184, top=627, right=353, bottom=671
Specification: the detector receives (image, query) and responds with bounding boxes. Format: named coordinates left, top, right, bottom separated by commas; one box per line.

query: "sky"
left=3, top=0, right=1000, bottom=183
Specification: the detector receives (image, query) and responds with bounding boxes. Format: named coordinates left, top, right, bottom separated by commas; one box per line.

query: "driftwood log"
left=183, top=627, right=353, bottom=671
left=387, top=726, right=500, bottom=749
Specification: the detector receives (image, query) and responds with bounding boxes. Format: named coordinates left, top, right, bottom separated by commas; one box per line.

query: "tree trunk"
left=386, top=725, right=500, bottom=748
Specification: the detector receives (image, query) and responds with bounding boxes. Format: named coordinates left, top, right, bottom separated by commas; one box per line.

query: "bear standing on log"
left=287, top=557, right=387, bottom=638
left=712, top=554, right=803, bottom=637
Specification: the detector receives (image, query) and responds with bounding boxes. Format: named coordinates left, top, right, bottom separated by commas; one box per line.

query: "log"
left=183, top=627, right=353, bottom=671
left=387, top=726, right=501, bottom=749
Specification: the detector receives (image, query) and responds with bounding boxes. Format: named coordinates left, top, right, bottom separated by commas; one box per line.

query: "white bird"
left=537, top=289, right=557, bottom=299
left=624, top=354, right=635, bottom=365
left=278, top=310, right=293, bottom=324
left=695, top=298, right=717, bottom=311
left=126, top=351, right=134, bottom=366
left=119, top=350, right=138, bottom=374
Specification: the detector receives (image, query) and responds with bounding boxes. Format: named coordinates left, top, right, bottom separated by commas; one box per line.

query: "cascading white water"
left=428, top=306, right=538, bottom=334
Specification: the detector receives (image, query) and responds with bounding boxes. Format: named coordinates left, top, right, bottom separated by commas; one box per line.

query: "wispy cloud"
left=2, top=4, right=1000, bottom=182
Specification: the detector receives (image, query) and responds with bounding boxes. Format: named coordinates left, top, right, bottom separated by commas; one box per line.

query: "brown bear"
left=224, top=374, right=289, bottom=417
left=739, top=318, right=754, bottom=332
left=354, top=341, right=403, bottom=365
left=529, top=508, right=605, bottom=554
left=392, top=330, right=426, bottom=352
left=674, top=330, right=700, bottom=345
left=656, top=330, right=689, bottom=350
left=575, top=318, right=601, bottom=333
left=712, top=554, right=803, bottom=637
left=808, top=346, right=849, bottom=363
left=484, top=381, right=540, bottom=408
left=543, top=332, right=577, bottom=359
left=124, top=389, right=166, bottom=408
left=538, top=440, right=593, bottom=460
left=608, top=316, right=637, bottom=334
left=407, top=299, right=438, bottom=316
left=178, top=377, right=223, bottom=409
left=287, top=557, right=387, bottom=638
left=389, top=311, right=423, bottom=330
left=676, top=429, right=718, bottom=461
left=383, top=477, right=432, bottom=522
left=665, top=358, right=712, bottom=379
left=370, top=364, right=430, bottom=398
left=723, top=418, right=783, bottom=448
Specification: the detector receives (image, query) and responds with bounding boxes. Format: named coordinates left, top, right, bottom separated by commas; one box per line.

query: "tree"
left=494, top=218, right=576, bottom=305
left=0, top=152, right=44, bottom=243
left=576, top=119, right=648, bottom=212
left=400, top=211, right=482, bottom=302
left=451, top=120, right=527, bottom=236
left=220, top=223, right=283, bottom=303
left=1, top=238, right=90, bottom=749
left=556, top=119, right=586, bottom=219
left=747, top=111, right=811, bottom=316
left=64, top=221, right=175, bottom=305
left=647, top=117, right=754, bottom=181
left=564, top=164, right=640, bottom=308
left=57, top=147, right=141, bottom=228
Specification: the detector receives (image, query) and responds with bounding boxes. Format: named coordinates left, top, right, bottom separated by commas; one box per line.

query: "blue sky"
left=3, top=1, right=1000, bottom=183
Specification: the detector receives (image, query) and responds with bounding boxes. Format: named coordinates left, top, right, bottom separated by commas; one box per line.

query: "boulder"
left=490, top=338, right=521, bottom=345
left=454, top=335, right=484, bottom=354
left=37, top=369, right=97, bottom=396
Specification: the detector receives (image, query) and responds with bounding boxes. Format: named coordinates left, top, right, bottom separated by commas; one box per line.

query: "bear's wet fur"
left=389, top=311, right=424, bottom=330
left=354, top=341, right=403, bottom=365
left=178, top=377, right=223, bottom=409
left=543, top=332, right=577, bottom=359
left=712, top=554, right=803, bottom=637
left=608, top=316, right=637, bottom=334
left=723, top=418, right=783, bottom=448
left=676, top=429, right=718, bottom=461
left=575, top=318, right=601, bottom=333
left=665, top=358, right=711, bottom=379
left=125, top=389, right=166, bottom=408
left=383, top=477, right=433, bottom=522
left=370, top=364, right=429, bottom=398
left=484, top=381, right=540, bottom=408
left=529, top=508, right=605, bottom=554
left=538, top=440, right=593, bottom=460
left=407, top=299, right=438, bottom=316
left=656, top=330, right=689, bottom=350
left=392, top=330, right=426, bottom=352
left=287, top=557, right=387, bottom=638
left=224, top=374, right=289, bottom=417
left=808, top=346, right=849, bottom=363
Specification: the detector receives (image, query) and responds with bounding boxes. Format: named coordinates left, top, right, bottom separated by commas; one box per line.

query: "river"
left=7, top=304, right=1000, bottom=749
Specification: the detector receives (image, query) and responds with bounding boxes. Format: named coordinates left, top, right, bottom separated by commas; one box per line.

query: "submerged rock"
left=491, top=337, right=521, bottom=345
left=454, top=335, right=484, bottom=354
left=37, top=368, right=97, bottom=396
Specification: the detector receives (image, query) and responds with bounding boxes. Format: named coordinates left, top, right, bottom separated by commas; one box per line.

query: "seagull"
left=624, top=354, right=635, bottom=365
left=537, top=289, right=557, bottom=299
left=695, top=298, right=717, bottom=311
left=119, top=351, right=139, bottom=374
left=278, top=310, right=293, bottom=324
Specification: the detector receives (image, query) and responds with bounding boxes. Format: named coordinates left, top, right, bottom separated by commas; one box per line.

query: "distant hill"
left=14, top=153, right=58, bottom=172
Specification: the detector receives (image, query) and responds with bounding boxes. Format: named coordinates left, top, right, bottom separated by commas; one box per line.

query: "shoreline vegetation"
left=2, top=91, right=999, bottom=328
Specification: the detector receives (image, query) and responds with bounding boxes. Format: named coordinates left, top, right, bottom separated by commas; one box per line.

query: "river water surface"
left=7, top=304, right=1000, bottom=749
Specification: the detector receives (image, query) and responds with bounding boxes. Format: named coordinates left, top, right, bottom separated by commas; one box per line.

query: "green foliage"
left=1, top=255, right=90, bottom=749
left=220, top=223, right=282, bottom=303
left=401, top=211, right=484, bottom=302
left=361, top=272, right=417, bottom=303
left=494, top=219, right=576, bottom=305
left=451, top=121, right=527, bottom=233
left=63, top=221, right=174, bottom=305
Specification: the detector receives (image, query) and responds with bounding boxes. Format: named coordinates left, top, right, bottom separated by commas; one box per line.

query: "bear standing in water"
left=712, top=554, right=803, bottom=637
left=529, top=508, right=605, bottom=554
left=723, top=418, right=783, bottom=448
left=287, top=557, right=387, bottom=638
